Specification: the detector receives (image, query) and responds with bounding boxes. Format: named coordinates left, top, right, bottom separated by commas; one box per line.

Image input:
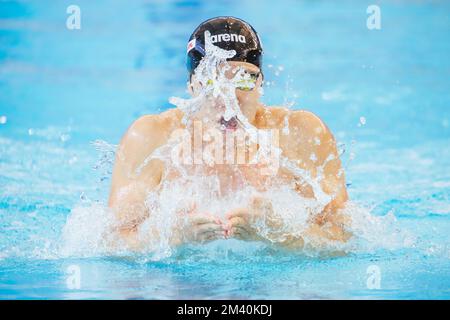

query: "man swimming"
left=108, top=17, right=350, bottom=251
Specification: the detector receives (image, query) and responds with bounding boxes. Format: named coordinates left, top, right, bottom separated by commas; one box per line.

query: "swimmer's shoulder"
left=258, top=106, right=330, bottom=134
left=123, top=108, right=184, bottom=143
left=288, top=109, right=331, bottom=136
left=289, top=109, right=337, bottom=150
left=117, top=108, right=184, bottom=161
left=128, top=108, right=184, bottom=134
left=255, top=105, right=289, bottom=127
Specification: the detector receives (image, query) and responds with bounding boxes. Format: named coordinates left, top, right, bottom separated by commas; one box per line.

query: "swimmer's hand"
left=171, top=204, right=227, bottom=245
left=225, top=196, right=278, bottom=242
left=225, top=197, right=306, bottom=249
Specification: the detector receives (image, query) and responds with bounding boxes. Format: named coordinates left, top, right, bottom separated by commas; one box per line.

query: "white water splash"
left=60, top=31, right=414, bottom=261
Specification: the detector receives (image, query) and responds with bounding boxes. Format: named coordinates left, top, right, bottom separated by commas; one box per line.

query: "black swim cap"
left=186, top=16, right=263, bottom=76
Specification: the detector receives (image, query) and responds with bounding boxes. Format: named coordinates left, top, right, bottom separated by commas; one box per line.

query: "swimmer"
left=108, top=17, right=351, bottom=251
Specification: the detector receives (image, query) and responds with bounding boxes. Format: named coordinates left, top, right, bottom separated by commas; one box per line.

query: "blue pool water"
left=1, top=0, right=450, bottom=299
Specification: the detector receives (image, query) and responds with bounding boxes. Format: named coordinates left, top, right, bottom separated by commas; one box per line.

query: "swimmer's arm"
left=108, top=114, right=175, bottom=249
left=225, top=111, right=351, bottom=249
left=287, top=110, right=351, bottom=244
left=225, top=198, right=310, bottom=250
left=226, top=197, right=350, bottom=252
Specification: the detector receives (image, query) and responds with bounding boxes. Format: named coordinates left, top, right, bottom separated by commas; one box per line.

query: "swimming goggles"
left=234, top=71, right=261, bottom=91
left=205, top=71, right=261, bottom=91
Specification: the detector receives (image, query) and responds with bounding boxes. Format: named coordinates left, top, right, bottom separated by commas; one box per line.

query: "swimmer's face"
left=227, top=61, right=263, bottom=119
left=225, top=61, right=263, bottom=109
left=189, top=61, right=263, bottom=127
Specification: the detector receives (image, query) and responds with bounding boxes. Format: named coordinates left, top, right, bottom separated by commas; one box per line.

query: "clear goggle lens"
left=234, top=71, right=260, bottom=91
left=205, top=71, right=260, bottom=91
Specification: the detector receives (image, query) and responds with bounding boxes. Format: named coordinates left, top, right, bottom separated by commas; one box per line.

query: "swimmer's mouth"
left=220, top=116, right=240, bottom=130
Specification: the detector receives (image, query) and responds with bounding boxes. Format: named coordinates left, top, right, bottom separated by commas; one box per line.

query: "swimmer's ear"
left=187, top=74, right=194, bottom=95
left=258, top=72, right=264, bottom=88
